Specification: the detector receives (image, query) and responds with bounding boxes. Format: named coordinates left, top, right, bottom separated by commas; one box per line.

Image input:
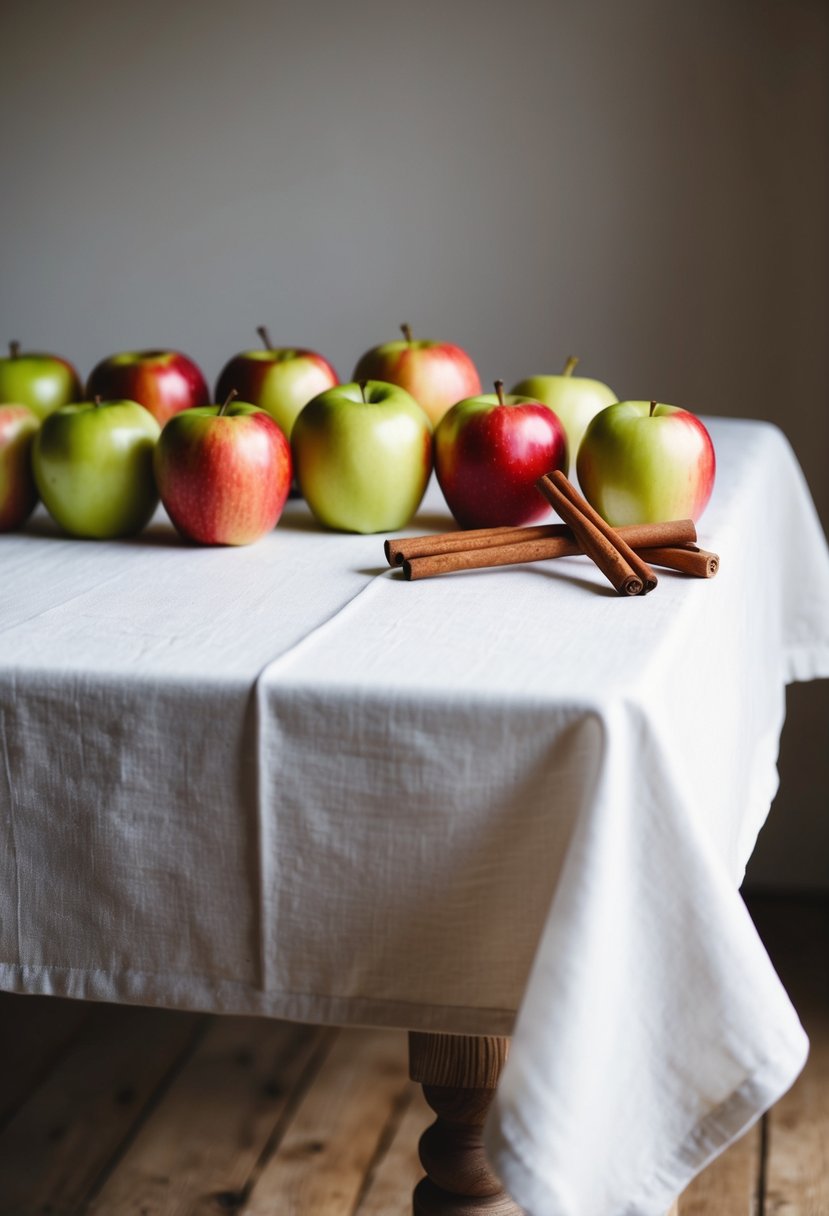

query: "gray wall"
left=3, top=0, right=827, bottom=887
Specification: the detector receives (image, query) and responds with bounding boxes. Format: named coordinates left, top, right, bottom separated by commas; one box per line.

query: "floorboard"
left=356, top=1088, right=431, bottom=1216
left=86, top=1017, right=331, bottom=1215
left=0, top=993, right=91, bottom=1131
left=0, top=1003, right=203, bottom=1216
left=240, top=1028, right=414, bottom=1216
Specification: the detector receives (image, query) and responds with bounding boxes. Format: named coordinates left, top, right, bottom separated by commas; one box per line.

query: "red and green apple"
left=352, top=324, right=481, bottom=427
left=292, top=380, right=433, bottom=533
left=215, top=326, right=338, bottom=439
left=576, top=400, right=716, bottom=525
left=0, top=341, right=82, bottom=421
left=32, top=398, right=161, bottom=538
left=154, top=392, right=292, bottom=546
left=0, top=404, right=40, bottom=531
left=435, top=382, right=568, bottom=529
left=86, top=349, right=210, bottom=427
left=512, top=356, right=617, bottom=475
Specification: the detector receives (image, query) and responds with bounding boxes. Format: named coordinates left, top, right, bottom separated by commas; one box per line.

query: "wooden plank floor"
left=0, top=895, right=825, bottom=1215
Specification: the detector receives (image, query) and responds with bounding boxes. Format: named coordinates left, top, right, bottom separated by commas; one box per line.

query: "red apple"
left=576, top=400, right=716, bottom=525
left=215, top=326, right=338, bottom=439
left=87, top=349, right=210, bottom=427
left=154, top=392, right=292, bottom=545
left=435, top=381, right=568, bottom=528
left=352, top=324, right=481, bottom=427
left=0, top=404, right=40, bottom=531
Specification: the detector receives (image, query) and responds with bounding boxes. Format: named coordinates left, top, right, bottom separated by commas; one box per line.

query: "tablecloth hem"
left=486, top=1023, right=809, bottom=1216
left=784, top=644, right=829, bottom=685
left=0, top=961, right=517, bottom=1036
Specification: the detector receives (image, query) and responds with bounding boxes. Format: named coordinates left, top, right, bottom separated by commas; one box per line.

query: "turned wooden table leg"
left=408, top=1032, right=523, bottom=1216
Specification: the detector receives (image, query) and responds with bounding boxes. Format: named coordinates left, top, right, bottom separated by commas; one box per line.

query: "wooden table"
left=2, top=417, right=826, bottom=1216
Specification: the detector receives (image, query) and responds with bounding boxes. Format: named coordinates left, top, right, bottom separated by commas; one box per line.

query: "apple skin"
left=435, top=393, right=568, bottom=528
left=155, top=402, right=292, bottom=546
left=352, top=332, right=481, bottom=427
left=86, top=349, right=210, bottom=427
left=511, top=370, right=617, bottom=475
left=215, top=339, right=338, bottom=439
left=0, top=343, right=82, bottom=421
left=292, top=381, right=433, bottom=534
left=576, top=401, right=716, bottom=525
left=0, top=405, right=40, bottom=531
left=32, top=400, right=161, bottom=539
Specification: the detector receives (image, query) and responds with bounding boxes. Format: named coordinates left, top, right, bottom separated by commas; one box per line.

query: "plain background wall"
left=2, top=0, right=827, bottom=887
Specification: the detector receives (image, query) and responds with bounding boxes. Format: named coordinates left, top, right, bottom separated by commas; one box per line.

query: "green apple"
left=576, top=400, right=716, bottom=525
left=33, top=399, right=161, bottom=538
left=512, top=356, right=617, bottom=474
left=292, top=381, right=433, bottom=533
left=0, top=341, right=82, bottom=421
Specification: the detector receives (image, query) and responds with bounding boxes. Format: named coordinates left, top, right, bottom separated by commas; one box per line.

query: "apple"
left=576, top=400, right=716, bottom=525
left=154, top=391, right=292, bottom=545
left=512, top=356, right=617, bottom=475
left=0, top=341, right=82, bottom=421
left=292, top=380, right=432, bottom=533
left=215, top=326, right=338, bottom=439
left=86, top=349, right=210, bottom=427
left=352, top=324, right=481, bottom=427
left=435, top=381, right=568, bottom=528
left=32, top=398, right=161, bottom=538
left=0, top=405, right=40, bottom=531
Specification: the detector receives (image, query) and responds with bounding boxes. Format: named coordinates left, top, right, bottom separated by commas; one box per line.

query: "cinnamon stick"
left=535, top=473, right=644, bottom=596
left=542, top=470, right=659, bottom=594
left=401, top=531, right=715, bottom=582
left=403, top=537, right=575, bottom=580
left=386, top=524, right=566, bottom=565
left=640, top=544, right=719, bottom=578
left=386, top=518, right=697, bottom=566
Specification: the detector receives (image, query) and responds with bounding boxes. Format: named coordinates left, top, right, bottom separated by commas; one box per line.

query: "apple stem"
left=358, top=379, right=368, bottom=402
left=400, top=323, right=413, bottom=344
left=9, top=341, right=20, bottom=359
left=256, top=325, right=274, bottom=351
left=562, top=355, right=580, bottom=377
left=219, top=389, right=239, bottom=416
left=94, top=395, right=102, bottom=408
left=494, top=380, right=506, bottom=406
left=650, top=400, right=657, bottom=417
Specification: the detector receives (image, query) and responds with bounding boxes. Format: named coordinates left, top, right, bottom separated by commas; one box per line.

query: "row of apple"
left=0, top=329, right=717, bottom=541
left=0, top=326, right=482, bottom=431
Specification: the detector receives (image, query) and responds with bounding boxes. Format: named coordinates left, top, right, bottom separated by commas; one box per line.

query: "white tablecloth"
left=1, top=417, right=827, bottom=1215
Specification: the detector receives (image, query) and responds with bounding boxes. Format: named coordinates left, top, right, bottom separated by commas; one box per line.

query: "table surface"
left=2, top=414, right=828, bottom=1216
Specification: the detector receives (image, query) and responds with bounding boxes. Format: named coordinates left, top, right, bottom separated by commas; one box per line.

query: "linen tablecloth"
left=1, top=417, right=827, bottom=1215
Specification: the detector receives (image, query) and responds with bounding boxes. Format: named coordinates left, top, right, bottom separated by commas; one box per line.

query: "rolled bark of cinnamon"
left=535, top=473, right=645, bottom=596
left=385, top=523, right=568, bottom=566
left=401, top=526, right=709, bottom=582
left=403, top=536, right=576, bottom=580
left=387, top=518, right=697, bottom=567
left=541, top=470, right=659, bottom=594
left=640, top=544, right=720, bottom=578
